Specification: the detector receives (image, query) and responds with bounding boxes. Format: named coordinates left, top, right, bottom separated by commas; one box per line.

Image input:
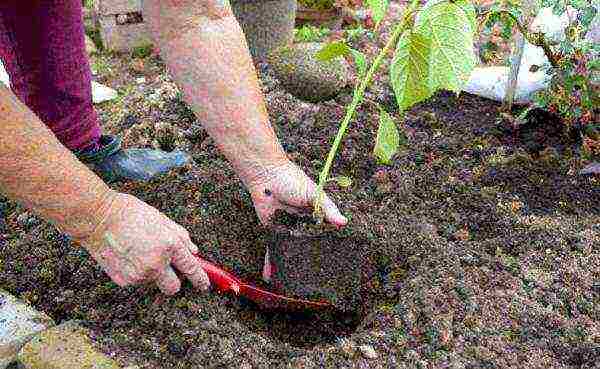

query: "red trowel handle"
left=195, top=256, right=242, bottom=294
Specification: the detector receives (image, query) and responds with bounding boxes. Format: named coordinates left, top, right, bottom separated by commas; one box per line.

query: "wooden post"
left=504, top=0, right=536, bottom=110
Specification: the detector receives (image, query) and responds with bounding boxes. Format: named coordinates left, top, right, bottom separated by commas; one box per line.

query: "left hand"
left=245, top=161, right=347, bottom=227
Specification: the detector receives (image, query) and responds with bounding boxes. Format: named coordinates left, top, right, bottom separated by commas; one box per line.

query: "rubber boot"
left=75, top=135, right=191, bottom=183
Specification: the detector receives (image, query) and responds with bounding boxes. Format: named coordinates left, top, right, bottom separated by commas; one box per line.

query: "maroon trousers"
left=0, top=0, right=100, bottom=152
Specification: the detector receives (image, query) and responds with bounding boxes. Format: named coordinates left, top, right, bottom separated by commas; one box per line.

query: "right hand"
left=76, top=192, right=210, bottom=295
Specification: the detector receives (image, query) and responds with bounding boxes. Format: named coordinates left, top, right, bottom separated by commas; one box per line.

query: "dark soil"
left=1, top=2, right=599, bottom=368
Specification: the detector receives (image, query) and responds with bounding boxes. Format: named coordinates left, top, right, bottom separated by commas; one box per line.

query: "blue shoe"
left=75, top=135, right=191, bottom=183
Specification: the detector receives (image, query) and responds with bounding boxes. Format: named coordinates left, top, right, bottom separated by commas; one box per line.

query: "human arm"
left=0, top=86, right=209, bottom=294
left=142, top=0, right=347, bottom=226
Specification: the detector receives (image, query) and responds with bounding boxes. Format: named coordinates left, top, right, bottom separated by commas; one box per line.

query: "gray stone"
left=0, top=290, right=55, bottom=369
left=580, top=162, right=600, bottom=176
left=18, top=321, right=121, bottom=369
left=92, top=81, right=118, bottom=104
left=94, top=0, right=141, bottom=16
left=97, top=15, right=151, bottom=52
left=269, top=42, right=350, bottom=103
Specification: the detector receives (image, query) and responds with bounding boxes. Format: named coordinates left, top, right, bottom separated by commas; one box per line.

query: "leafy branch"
left=312, top=0, right=478, bottom=220
left=488, top=9, right=560, bottom=68
left=313, top=0, right=420, bottom=219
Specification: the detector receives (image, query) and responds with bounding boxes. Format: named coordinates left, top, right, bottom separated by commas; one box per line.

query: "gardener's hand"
left=76, top=192, right=210, bottom=295
left=246, top=161, right=347, bottom=227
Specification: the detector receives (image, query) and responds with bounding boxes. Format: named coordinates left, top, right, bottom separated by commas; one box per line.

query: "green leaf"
left=415, top=0, right=478, bottom=94
left=365, top=0, right=390, bottom=27
left=315, top=41, right=351, bottom=62
left=330, top=176, right=353, bottom=188
left=579, top=6, right=597, bottom=27
left=391, top=31, right=433, bottom=111
left=350, top=48, right=368, bottom=77
left=373, top=108, right=400, bottom=165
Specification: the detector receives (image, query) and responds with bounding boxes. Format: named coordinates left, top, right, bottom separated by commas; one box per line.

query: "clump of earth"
left=265, top=210, right=377, bottom=314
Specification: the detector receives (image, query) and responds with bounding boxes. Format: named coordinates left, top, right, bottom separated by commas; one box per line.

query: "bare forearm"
left=0, top=86, right=113, bottom=239
left=143, top=0, right=288, bottom=185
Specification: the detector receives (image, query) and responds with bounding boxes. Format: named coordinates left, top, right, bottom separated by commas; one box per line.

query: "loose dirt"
left=1, top=1, right=598, bottom=368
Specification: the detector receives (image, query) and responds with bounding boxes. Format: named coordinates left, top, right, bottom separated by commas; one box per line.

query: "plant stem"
left=497, top=10, right=560, bottom=68
left=313, top=0, right=419, bottom=219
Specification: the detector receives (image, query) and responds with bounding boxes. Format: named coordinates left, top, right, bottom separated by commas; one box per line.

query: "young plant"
left=312, top=0, right=478, bottom=219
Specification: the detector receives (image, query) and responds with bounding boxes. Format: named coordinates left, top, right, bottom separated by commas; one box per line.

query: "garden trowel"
left=194, top=255, right=334, bottom=311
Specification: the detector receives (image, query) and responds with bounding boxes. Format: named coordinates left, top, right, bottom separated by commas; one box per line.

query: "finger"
left=262, top=248, right=272, bottom=282
left=172, top=245, right=211, bottom=291
left=283, top=183, right=347, bottom=227
left=95, top=248, right=129, bottom=287
left=179, top=229, right=198, bottom=255
left=164, top=220, right=199, bottom=255
left=156, top=266, right=181, bottom=295
left=321, top=194, right=348, bottom=226
left=252, top=193, right=278, bottom=226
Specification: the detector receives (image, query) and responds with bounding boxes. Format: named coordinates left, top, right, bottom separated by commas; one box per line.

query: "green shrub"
left=294, top=25, right=331, bottom=42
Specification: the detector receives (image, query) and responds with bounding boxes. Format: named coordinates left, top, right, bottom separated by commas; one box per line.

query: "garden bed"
left=1, top=1, right=599, bottom=368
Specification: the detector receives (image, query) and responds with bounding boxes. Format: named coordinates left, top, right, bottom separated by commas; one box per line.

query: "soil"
left=1, top=1, right=599, bottom=368
left=266, top=210, right=377, bottom=313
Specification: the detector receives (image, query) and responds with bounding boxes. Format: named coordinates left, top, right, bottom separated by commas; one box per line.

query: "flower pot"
left=230, top=0, right=297, bottom=64
left=296, top=4, right=340, bottom=22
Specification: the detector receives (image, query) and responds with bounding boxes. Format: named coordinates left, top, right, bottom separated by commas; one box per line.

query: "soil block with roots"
left=266, top=210, right=376, bottom=313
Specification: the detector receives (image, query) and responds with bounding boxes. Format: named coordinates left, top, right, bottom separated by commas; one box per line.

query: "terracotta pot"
left=230, top=0, right=297, bottom=63
left=296, top=4, right=339, bottom=21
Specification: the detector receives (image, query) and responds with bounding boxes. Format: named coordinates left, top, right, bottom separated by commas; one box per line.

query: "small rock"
left=15, top=213, right=38, bottom=230
left=92, top=81, right=118, bottom=104
left=18, top=320, right=121, bottom=369
left=358, top=345, right=378, bottom=360
left=135, top=77, right=146, bottom=84
left=0, top=290, right=55, bottom=369
left=580, top=162, right=600, bottom=176
left=463, top=66, right=549, bottom=104
left=116, top=14, right=128, bottom=25
left=268, top=42, right=350, bottom=103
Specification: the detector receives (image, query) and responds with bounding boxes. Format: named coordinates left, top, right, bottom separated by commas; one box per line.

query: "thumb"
left=172, top=243, right=211, bottom=291
left=317, top=192, right=347, bottom=227
left=156, top=266, right=181, bottom=296
left=306, top=183, right=347, bottom=226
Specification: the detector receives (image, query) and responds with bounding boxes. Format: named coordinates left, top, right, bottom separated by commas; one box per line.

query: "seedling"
left=312, top=0, right=478, bottom=219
